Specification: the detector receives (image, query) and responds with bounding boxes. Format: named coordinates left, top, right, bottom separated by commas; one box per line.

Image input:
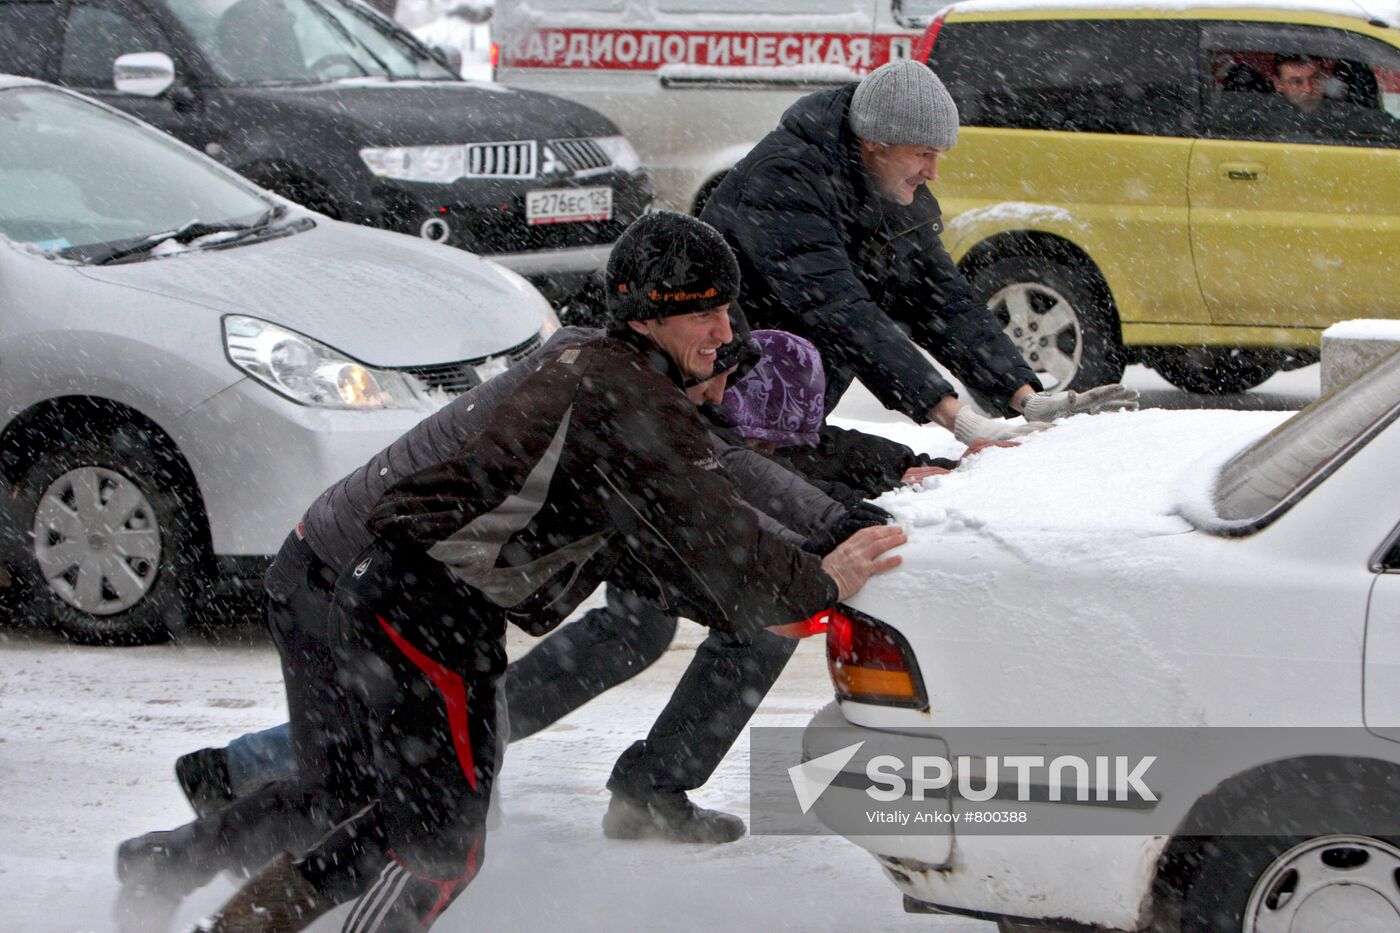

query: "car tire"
left=1144, top=346, right=1281, bottom=396
left=972, top=257, right=1126, bottom=391
left=13, top=423, right=204, bottom=645
left=1170, top=761, right=1400, bottom=932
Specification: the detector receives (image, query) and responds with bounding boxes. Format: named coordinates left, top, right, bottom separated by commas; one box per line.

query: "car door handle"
left=1220, top=162, right=1266, bottom=182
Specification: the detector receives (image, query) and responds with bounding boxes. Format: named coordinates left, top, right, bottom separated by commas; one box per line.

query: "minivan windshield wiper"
left=89, top=206, right=285, bottom=265
left=303, top=0, right=393, bottom=78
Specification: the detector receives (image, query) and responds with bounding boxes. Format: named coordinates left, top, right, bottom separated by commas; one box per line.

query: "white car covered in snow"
left=804, top=349, right=1400, bottom=931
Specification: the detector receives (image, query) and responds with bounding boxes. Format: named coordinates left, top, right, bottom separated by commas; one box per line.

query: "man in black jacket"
left=119, top=213, right=904, bottom=933
left=701, top=60, right=1136, bottom=444
left=155, top=331, right=873, bottom=864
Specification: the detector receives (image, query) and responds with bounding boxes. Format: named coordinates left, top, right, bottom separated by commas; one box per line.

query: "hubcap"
left=32, top=466, right=162, bottom=615
left=1243, top=835, right=1400, bottom=933
left=988, top=281, right=1083, bottom=390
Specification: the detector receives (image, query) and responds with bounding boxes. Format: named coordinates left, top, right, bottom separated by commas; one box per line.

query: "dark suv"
left=0, top=0, right=652, bottom=307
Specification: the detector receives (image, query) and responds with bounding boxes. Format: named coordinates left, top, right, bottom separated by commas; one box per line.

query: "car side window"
left=929, top=19, right=1198, bottom=137
left=59, top=0, right=173, bottom=89
left=0, top=1, right=63, bottom=79
left=1202, top=23, right=1400, bottom=150
left=1383, top=525, right=1400, bottom=571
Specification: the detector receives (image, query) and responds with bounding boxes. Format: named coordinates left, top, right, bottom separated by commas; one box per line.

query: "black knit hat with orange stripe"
left=605, top=211, right=740, bottom=323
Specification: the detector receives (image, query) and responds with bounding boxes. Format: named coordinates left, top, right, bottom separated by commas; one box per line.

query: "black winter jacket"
left=701, top=85, right=1040, bottom=422
left=368, top=331, right=837, bottom=638
left=779, top=426, right=957, bottom=502
left=303, top=327, right=847, bottom=573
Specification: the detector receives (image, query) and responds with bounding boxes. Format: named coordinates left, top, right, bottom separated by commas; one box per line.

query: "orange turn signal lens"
left=829, top=664, right=919, bottom=704
left=826, top=608, right=927, bottom=709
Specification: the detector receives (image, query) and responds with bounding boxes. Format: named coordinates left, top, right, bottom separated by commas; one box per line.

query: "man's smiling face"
left=859, top=140, right=948, bottom=205
left=629, top=304, right=734, bottom=382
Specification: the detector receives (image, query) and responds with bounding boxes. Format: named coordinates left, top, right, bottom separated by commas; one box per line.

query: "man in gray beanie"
left=702, top=59, right=1136, bottom=442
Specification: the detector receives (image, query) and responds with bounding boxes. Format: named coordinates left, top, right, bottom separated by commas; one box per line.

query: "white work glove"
left=820, top=525, right=907, bottom=603
left=952, top=407, right=1048, bottom=445
left=1019, top=384, right=1140, bottom=423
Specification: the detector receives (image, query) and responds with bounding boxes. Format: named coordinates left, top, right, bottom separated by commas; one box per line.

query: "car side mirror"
left=113, top=51, right=176, bottom=97
left=433, top=44, right=464, bottom=74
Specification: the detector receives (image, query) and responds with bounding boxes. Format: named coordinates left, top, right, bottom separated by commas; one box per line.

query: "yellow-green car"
left=921, top=1, right=1400, bottom=393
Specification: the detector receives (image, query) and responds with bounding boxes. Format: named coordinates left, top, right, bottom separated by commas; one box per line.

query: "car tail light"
left=911, top=12, right=948, bottom=65
left=768, top=609, right=833, bottom=640
left=826, top=607, right=927, bottom=709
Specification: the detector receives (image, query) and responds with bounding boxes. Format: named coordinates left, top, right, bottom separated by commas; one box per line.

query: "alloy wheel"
left=988, top=281, right=1083, bottom=390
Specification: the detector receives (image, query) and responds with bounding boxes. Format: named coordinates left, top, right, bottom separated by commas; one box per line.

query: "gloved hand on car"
left=804, top=502, right=893, bottom=557
left=1018, top=384, right=1139, bottom=423
left=952, top=407, right=1049, bottom=445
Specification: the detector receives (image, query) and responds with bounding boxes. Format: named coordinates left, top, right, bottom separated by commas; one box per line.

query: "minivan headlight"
left=223, top=315, right=422, bottom=409
left=359, top=145, right=466, bottom=183
left=595, top=135, right=641, bottom=173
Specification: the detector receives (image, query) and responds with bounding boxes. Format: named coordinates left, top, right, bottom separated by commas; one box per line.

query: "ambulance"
left=494, top=0, right=939, bottom=213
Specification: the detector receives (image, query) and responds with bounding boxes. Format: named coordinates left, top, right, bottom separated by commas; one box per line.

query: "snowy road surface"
left=0, top=364, right=1319, bottom=931
left=0, top=624, right=993, bottom=933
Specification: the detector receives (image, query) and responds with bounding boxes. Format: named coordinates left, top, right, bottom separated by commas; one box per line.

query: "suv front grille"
left=466, top=140, right=537, bottom=178
left=396, top=333, right=543, bottom=396
left=547, top=138, right=611, bottom=173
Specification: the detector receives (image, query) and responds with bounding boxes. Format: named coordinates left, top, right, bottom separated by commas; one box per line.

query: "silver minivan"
left=0, top=75, right=558, bottom=644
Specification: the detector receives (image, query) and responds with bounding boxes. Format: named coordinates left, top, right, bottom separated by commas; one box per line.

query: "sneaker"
left=175, top=747, right=234, bottom=819
left=601, top=790, right=746, bottom=844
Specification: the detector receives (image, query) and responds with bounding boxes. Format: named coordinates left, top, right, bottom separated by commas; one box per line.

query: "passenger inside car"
left=1211, top=49, right=1400, bottom=145
left=1272, top=54, right=1328, bottom=112
left=216, top=0, right=307, bottom=83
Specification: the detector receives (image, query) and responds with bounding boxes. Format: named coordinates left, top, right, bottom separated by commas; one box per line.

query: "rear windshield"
left=1209, top=348, right=1400, bottom=530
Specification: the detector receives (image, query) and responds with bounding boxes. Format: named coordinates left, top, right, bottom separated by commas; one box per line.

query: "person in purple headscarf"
left=721, top=330, right=1011, bottom=501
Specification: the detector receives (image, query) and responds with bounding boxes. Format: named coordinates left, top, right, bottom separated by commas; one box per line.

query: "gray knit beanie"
left=849, top=60, right=959, bottom=149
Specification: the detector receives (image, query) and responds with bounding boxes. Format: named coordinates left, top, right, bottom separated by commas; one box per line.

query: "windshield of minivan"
left=0, top=87, right=273, bottom=258
left=162, top=0, right=455, bottom=84
left=1208, top=348, right=1400, bottom=529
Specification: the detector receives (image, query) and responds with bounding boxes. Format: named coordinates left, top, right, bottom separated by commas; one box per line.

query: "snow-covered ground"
left=0, top=366, right=1319, bottom=932
left=0, top=621, right=993, bottom=932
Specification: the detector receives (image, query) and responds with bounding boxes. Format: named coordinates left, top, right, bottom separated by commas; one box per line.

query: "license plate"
left=525, top=187, right=612, bottom=225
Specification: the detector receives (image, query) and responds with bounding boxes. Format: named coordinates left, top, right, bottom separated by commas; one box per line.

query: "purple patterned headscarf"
left=721, top=330, right=826, bottom=448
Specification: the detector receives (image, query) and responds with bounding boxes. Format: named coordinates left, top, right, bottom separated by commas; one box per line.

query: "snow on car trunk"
left=845, top=408, right=1292, bottom=542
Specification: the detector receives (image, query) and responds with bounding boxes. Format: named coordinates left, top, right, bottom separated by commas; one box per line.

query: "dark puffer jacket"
left=779, top=425, right=957, bottom=503
left=701, top=84, right=1040, bottom=423
left=368, top=330, right=837, bottom=639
